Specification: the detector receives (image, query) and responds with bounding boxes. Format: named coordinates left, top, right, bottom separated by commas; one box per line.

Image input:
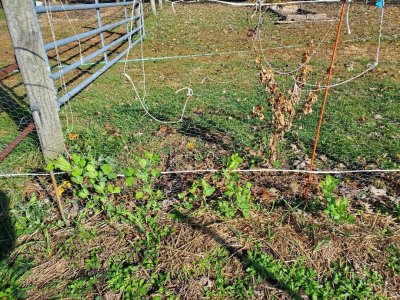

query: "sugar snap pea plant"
left=177, top=177, right=216, bottom=209
left=320, top=175, right=355, bottom=224
left=123, top=152, right=163, bottom=203
left=174, top=154, right=253, bottom=218
left=47, top=154, right=120, bottom=217
left=217, top=154, right=253, bottom=218
left=46, top=152, right=164, bottom=222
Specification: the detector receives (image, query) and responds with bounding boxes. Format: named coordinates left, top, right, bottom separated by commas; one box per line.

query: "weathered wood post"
left=150, top=0, right=157, bottom=15
left=159, top=0, right=163, bottom=10
left=2, top=0, right=65, bottom=161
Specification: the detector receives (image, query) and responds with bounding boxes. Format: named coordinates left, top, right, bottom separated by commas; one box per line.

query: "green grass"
left=1, top=3, right=400, bottom=299
left=61, top=59, right=400, bottom=170
left=1, top=3, right=399, bottom=173
left=295, top=78, right=400, bottom=167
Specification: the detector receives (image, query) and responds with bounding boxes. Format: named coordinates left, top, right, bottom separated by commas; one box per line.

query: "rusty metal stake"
left=0, top=121, right=35, bottom=162
left=0, top=63, right=18, bottom=79
left=305, top=0, right=347, bottom=199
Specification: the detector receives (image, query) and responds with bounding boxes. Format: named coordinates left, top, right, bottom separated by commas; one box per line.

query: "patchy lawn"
left=0, top=2, right=399, bottom=299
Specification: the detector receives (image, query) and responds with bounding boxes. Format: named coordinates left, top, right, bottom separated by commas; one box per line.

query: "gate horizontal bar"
left=44, top=15, right=141, bottom=51
left=36, top=1, right=136, bottom=14
left=51, top=25, right=142, bottom=80
left=56, top=35, right=143, bottom=107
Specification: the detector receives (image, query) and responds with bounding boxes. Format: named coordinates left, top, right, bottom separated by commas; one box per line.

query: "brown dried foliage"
left=259, top=43, right=322, bottom=163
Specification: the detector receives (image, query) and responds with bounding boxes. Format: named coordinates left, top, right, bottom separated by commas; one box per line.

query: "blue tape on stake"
left=376, top=0, right=384, bottom=8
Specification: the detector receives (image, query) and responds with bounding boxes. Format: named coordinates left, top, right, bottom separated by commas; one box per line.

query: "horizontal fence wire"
left=35, top=1, right=137, bottom=14
left=1, top=168, right=400, bottom=178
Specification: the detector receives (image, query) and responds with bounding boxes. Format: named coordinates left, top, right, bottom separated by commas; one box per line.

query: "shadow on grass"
left=0, top=79, right=31, bottom=131
left=0, top=190, right=32, bottom=299
left=172, top=209, right=306, bottom=299
left=49, top=34, right=135, bottom=96
left=178, top=118, right=233, bottom=151
left=0, top=75, right=40, bottom=157
left=0, top=191, right=14, bottom=260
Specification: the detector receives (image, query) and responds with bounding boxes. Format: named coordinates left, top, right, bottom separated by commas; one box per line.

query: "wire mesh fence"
left=0, top=1, right=148, bottom=175
left=0, top=1, right=399, bottom=180
left=0, top=65, right=42, bottom=174
left=59, top=1, right=399, bottom=172
left=1, top=3, right=400, bottom=299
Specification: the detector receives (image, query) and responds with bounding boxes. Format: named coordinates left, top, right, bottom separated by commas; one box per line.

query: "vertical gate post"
left=123, top=0, right=130, bottom=34
left=95, top=0, right=108, bottom=63
left=2, top=0, right=65, bottom=162
left=150, top=0, right=157, bottom=15
left=134, top=3, right=141, bottom=30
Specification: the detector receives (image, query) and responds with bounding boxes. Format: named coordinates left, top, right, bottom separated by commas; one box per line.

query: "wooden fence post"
left=159, top=0, right=163, bottom=10
left=150, top=0, right=157, bottom=15
left=2, top=0, right=65, bottom=162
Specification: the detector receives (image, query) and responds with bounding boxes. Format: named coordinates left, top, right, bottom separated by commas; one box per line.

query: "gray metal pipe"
left=51, top=25, right=142, bottom=80
left=36, top=1, right=136, bottom=14
left=95, top=0, right=108, bottom=63
left=123, top=0, right=131, bottom=34
left=56, top=35, right=143, bottom=107
left=44, top=16, right=141, bottom=51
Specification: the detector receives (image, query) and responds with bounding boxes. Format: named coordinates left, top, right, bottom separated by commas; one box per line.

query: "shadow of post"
left=0, top=78, right=31, bottom=131
left=0, top=191, right=15, bottom=260
left=172, top=210, right=305, bottom=299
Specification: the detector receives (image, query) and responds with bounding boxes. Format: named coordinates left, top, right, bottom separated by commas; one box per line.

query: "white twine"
left=296, top=3, right=385, bottom=92
left=165, top=0, right=199, bottom=14
left=248, top=0, right=384, bottom=92
left=60, top=1, right=85, bottom=65
left=1, top=168, right=399, bottom=178
left=206, top=0, right=340, bottom=7
left=44, top=0, right=76, bottom=132
left=123, top=0, right=194, bottom=124
left=252, top=0, right=338, bottom=76
left=346, top=0, right=352, bottom=35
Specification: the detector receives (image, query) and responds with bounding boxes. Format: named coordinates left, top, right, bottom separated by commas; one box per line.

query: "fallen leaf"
left=369, top=185, right=387, bottom=197
left=358, top=115, right=367, bottom=124
left=104, top=123, right=121, bottom=137
left=157, top=125, right=169, bottom=136
left=187, top=140, right=196, bottom=151
left=58, top=180, right=72, bottom=197
left=68, top=133, right=80, bottom=140
left=252, top=105, right=264, bottom=114
left=252, top=186, right=271, bottom=205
